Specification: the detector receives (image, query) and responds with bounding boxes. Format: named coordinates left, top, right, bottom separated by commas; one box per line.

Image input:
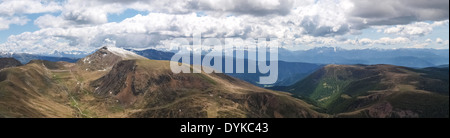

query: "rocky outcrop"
left=76, top=47, right=123, bottom=71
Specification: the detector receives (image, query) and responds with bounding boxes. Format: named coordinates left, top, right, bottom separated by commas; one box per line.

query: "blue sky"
left=0, top=0, right=448, bottom=55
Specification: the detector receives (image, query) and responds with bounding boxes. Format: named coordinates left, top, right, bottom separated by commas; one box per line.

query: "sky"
left=0, top=0, right=449, bottom=55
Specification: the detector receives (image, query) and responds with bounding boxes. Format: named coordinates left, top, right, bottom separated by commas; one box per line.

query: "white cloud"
left=34, top=14, right=70, bottom=28
left=0, top=16, right=29, bottom=30
left=358, top=38, right=373, bottom=45
left=1, top=0, right=449, bottom=54
left=411, top=43, right=429, bottom=49
left=384, top=22, right=433, bottom=36
left=0, top=0, right=62, bottom=16
left=348, top=0, right=449, bottom=28
left=92, top=0, right=314, bottom=16
left=344, top=37, right=411, bottom=46
left=381, top=20, right=448, bottom=37
left=436, top=38, right=444, bottom=44
left=0, top=0, right=61, bottom=30
left=375, top=37, right=410, bottom=45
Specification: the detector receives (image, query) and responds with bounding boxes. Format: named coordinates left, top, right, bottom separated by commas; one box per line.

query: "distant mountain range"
left=0, top=52, right=79, bottom=64
left=278, top=47, right=449, bottom=68
left=127, top=47, right=449, bottom=86
left=126, top=49, right=322, bottom=87
left=3, top=47, right=447, bottom=68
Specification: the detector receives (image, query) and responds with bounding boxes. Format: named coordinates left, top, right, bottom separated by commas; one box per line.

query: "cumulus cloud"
left=348, top=0, right=449, bottom=28
left=382, top=20, right=449, bottom=36
left=0, top=0, right=61, bottom=16
left=436, top=38, right=444, bottom=44
left=348, top=37, right=411, bottom=46
left=3, top=13, right=252, bottom=54
left=383, top=22, right=433, bottom=36
left=1, top=0, right=449, bottom=54
left=90, top=0, right=314, bottom=16
left=0, top=0, right=61, bottom=30
left=32, top=0, right=308, bottom=28
left=0, top=16, right=29, bottom=30
left=34, top=14, right=69, bottom=28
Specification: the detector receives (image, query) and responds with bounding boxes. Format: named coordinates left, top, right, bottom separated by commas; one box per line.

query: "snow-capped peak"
left=103, top=46, right=146, bottom=60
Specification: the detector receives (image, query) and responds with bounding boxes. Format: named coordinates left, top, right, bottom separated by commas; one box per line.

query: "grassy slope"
left=120, top=59, right=324, bottom=118
left=0, top=62, right=74, bottom=117
left=284, top=65, right=449, bottom=118
left=1, top=59, right=325, bottom=118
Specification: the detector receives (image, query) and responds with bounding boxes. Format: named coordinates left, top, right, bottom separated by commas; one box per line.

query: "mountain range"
left=2, top=47, right=448, bottom=87
left=0, top=47, right=448, bottom=118
left=278, top=47, right=449, bottom=68
left=0, top=52, right=79, bottom=64
left=0, top=47, right=322, bottom=118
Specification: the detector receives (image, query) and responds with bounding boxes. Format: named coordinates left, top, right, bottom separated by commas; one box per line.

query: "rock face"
left=0, top=58, right=22, bottom=70
left=90, top=58, right=324, bottom=118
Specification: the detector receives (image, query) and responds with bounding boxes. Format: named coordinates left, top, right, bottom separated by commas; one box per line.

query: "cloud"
left=4, top=13, right=253, bottom=54
left=382, top=20, right=449, bottom=36
left=348, top=0, right=449, bottom=28
left=32, top=0, right=304, bottom=28
left=0, top=16, right=29, bottom=30
left=411, top=43, right=430, bottom=48
left=92, top=0, right=314, bottom=16
left=0, top=0, right=62, bottom=16
left=436, top=38, right=444, bottom=44
left=358, top=38, right=373, bottom=45
left=375, top=37, right=411, bottom=45
left=193, top=0, right=305, bottom=16
left=349, top=37, right=411, bottom=46
left=0, top=0, right=61, bottom=30
left=383, top=22, right=433, bottom=36
left=1, top=0, right=449, bottom=54
left=34, top=14, right=69, bottom=28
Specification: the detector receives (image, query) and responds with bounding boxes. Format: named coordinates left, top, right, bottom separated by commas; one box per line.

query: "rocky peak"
left=76, top=46, right=146, bottom=71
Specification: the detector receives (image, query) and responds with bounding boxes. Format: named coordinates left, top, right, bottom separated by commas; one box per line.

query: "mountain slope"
left=280, top=64, right=449, bottom=118
left=0, top=58, right=22, bottom=70
left=0, top=60, right=75, bottom=117
left=89, top=59, right=322, bottom=118
left=0, top=47, right=324, bottom=118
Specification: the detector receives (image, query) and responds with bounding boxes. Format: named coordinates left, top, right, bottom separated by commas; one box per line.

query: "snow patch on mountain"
left=105, top=46, right=146, bottom=60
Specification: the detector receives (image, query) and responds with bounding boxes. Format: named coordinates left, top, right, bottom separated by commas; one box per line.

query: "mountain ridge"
left=0, top=47, right=324, bottom=118
left=275, top=64, right=449, bottom=118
